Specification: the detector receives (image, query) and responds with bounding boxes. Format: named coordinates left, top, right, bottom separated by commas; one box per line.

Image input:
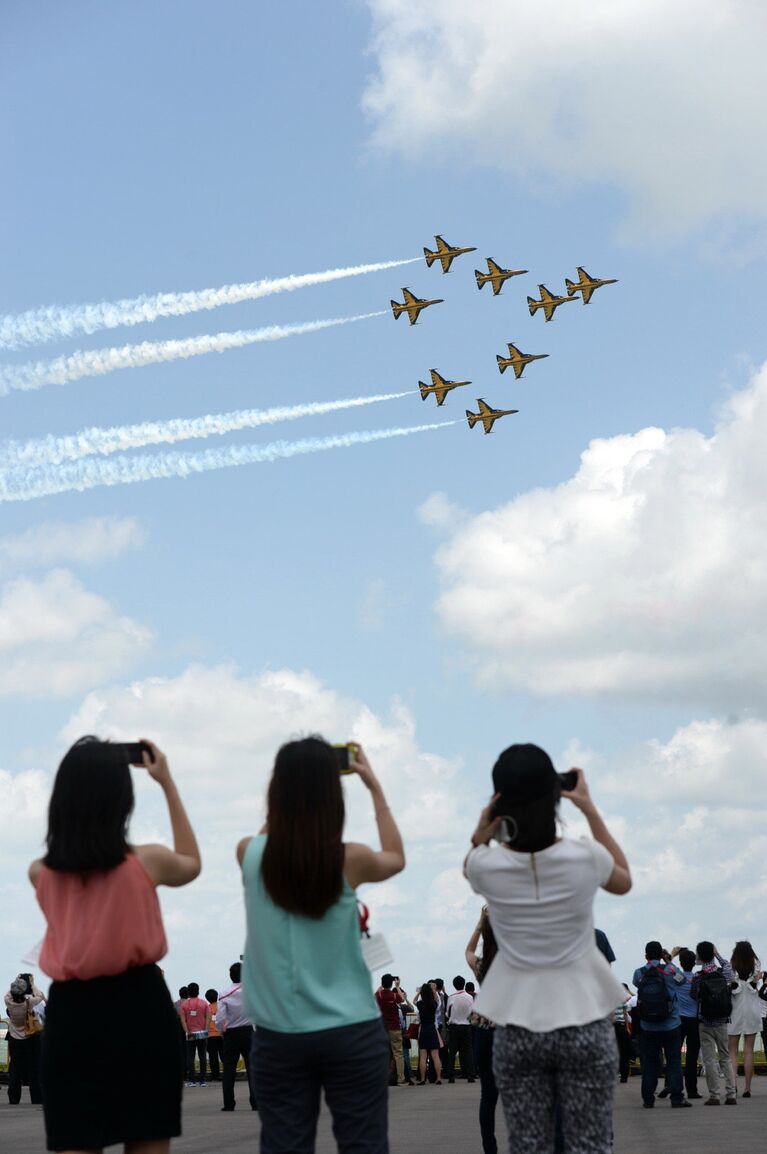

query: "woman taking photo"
left=414, top=981, right=443, bottom=1085
left=238, top=737, right=405, bottom=1154
left=465, top=743, right=631, bottom=1154
left=728, top=940, right=763, bottom=1097
left=30, top=736, right=200, bottom=1154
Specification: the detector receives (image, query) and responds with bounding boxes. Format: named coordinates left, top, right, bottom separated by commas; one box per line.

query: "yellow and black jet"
left=423, top=235, right=477, bottom=274
left=565, top=266, right=618, bottom=305
left=418, top=369, right=471, bottom=406
left=466, top=398, right=519, bottom=434
left=496, top=342, right=549, bottom=379
left=527, top=284, right=575, bottom=322
left=391, top=287, right=444, bottom=325
left=475, top=257, right=528, bottom=295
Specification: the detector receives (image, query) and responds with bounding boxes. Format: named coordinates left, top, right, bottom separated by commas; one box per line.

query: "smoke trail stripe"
left=0, top=422, right=457, bottom=503
left=0, top=258, right=420, bottom=350
left=0, top=312, right=386, bottom=396
left=0, top=391, right=414, bottom=468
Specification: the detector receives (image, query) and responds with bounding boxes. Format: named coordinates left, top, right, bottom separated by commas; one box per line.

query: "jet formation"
left=389, top=238, right=618, bottom=434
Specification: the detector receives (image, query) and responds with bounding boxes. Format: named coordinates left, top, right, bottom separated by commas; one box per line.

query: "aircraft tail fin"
left=423, top=247, right=436, bottom=268
left=565, top=278, right=578, bottom=296
left=527, top=296, right=538, bottom=316
left=391, top=300, right=404, bottom=319
left=475, top=269, right=486, bottom=289
left=496, top=354, right=507, bottom=374
left=418, top=381, right=430, bottom=401
left=466, top=409, right=479, bottom=429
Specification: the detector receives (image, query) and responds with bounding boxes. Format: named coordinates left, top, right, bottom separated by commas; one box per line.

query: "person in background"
left=466, top=745, right=631, bottom=1153
left=614, top=984, right=633, bottom=1084
left=174, top=985, right=188, bottom=1013
left=5, top=973, right=44, bottom=1105
left=180, top=982, right=211, bottom=1087
left=632, top=941, right=689, bottom=1108
left=667, top=948, right=701, bottom=1099
left=465, top=907, right=499, bottom=1154
left=239, top=738, right=405, bottom=1154
left=375, top=974, right=407, bottom=1086
left=174, top=986, right=189, bottom=1083
left=691, top=941, right=736, bottom=1106
left=217, top=961, right=257, bottom=1112
left=415, top=981, right=443, bottom=1085
left=206, top=988, right=223, bottom=1081
left=433, top=978, right=449, bottom=1077
left=30, top=736, right=200, bottom=1154
left=728, top=940, right=762, bottom=1098
left=394, top=978, right=415, bottom=1085
left=446, top=976, right=476, bottom=1083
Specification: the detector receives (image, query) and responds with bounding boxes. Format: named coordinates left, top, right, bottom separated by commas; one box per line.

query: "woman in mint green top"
left=237, top=737, right=405, bottom=1154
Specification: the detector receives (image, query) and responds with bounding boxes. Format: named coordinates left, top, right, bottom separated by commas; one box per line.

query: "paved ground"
left=3, top=1078, right=767, bottom=1152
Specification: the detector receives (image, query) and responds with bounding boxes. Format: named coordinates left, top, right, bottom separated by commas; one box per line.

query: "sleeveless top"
left=241, top=835, right=379, bottom=1033
left=37, top=852, right=167, bottom=981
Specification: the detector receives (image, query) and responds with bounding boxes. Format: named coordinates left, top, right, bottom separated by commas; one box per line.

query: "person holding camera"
left=29, top=736, right=201, bottom=1154
left=238, top=737, right=405, bottom=1154
left=4, top=972, right=44, bottom=1105
left=465, top=743, right=631, bottom=1154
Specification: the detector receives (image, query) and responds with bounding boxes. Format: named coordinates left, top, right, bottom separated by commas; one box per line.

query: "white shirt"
left=466, top=837, right=624, bottom=1032
left=216, top=983, right=252, bottom=1031
left=447, top=990, right=474, bottom=1026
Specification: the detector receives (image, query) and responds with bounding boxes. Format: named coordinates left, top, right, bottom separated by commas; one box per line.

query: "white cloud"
left=0, top=569, right=153, bottom=697
left=0, top=516, right=144, bottom=571
left=363, top=1, right=767, bottom=238
left=429, top=362, right=767, bottom=707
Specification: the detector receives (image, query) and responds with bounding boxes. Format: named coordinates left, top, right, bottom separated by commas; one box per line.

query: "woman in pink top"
left=30, top=736, right=201, bottom=1154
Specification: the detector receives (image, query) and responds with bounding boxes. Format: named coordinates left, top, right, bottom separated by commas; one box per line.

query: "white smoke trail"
left=0, top=257, right=420, bottom=350
left=0, top=391, right=414, bottom=468
left=0, top=421, right=456, bottom=503
left=0, top=312, right=385, bottom=396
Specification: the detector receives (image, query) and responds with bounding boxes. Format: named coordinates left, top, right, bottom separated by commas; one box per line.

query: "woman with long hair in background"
left=415, top=981, right=443, bottom=1085
left=238, top=737, right=404, bottom=1154
left=30, top=736, right=200, bottom=1154
left=728, top=940, right=763, bottom=1097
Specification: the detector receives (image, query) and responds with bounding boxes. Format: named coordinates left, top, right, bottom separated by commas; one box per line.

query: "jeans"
left=448, top=1023, right=476, bottom=1080
left=7, top=1034, right=43, bottom=1104
left=222, top=1025, right=257, bottom=1110
left=700, top=1023, right=736, bottom=1100
left=475, top=1028, right=498, bottom=1154
left=187, top=1033, right=208, bottom=1083
left=614, top=1023, right=632, bottom=1080
left=680, top=1016, right=700, bottom=1094
left=493, top=1018, right=616, bottom=1154
left=207, top=1034, right=224, bottom=1079
left=252, top=1018, right=390, bottom=1154
left=639, top=1027, right=683, bottom=1104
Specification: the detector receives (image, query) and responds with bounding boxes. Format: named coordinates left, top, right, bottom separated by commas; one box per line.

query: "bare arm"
left=465, top=909, right=486, bottom=977
left=562, top=769, right=632, bottom=895
left=343, top=746, right=405, bottom=887
left=132, top=741, right=201, bottom=887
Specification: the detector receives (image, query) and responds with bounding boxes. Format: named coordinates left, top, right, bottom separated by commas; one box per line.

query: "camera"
left=117, top=741, right=153, bottom=766
left=332, top=743, right=359, bottom=774
left=558, top=770, right=578, bottom=792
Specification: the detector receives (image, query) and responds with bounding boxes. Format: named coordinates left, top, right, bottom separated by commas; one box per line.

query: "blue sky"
left=4, top=1, right=767, bottom=998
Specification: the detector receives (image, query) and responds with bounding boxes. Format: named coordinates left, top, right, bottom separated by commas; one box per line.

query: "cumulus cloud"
left=363, top=1, right=767, bottom=238
left=0, top=516, right=144, bottom=571
left=0, top=569, right=153, bottom=697
left=430, top=362, right=767, bottom=708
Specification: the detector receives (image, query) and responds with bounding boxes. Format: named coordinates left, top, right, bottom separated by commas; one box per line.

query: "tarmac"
left=3, top=1077, right=766, bottom=1153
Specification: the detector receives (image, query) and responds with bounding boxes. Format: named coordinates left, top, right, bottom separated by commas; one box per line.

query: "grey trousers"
left=252, top=1018, right=390, bottom=1154
left=700, top=1023, right=736, bottom=1100
left=493, top=1018, right=616, bottom=1154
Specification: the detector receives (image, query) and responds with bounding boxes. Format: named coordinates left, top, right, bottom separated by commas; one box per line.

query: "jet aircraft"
left=423, top=235, right=477, bottom=274
left=418, top=369, right=471, bottom=406
left=527, top=284, right=575, bottom=322
left=475, top=258, right=528, bottom=295
left=496, top=342, right=549, bottom=379
left=466, top=398, right=519, bottom=434
left=565, top=267, right=619, bottom=305
left=390, top=287, right=444, bottom=325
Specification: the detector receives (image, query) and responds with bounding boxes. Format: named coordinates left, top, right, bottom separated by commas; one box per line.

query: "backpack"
left=698, top=969, right=733, bottom=1020
left=637, top=965, right=673, bottom=1023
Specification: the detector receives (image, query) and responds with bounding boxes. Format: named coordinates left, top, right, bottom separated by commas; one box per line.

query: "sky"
left=3, top=1, right=767, bottom=1001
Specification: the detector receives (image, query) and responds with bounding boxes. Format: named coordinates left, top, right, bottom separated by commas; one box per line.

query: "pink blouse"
left=37, top=852, right=167, bottom=981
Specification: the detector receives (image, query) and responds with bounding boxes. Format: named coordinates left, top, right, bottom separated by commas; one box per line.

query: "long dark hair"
left=476, top=919, right=498, bottom=983
left=44, top=737, right=133, bottom=873
left=260, top=737, right=345, bottom=919
left=417, top=981, right=436, bottom=1010
left=498, top=792, right=559, bottom=853
left=731, top=940, right=760, bottom=981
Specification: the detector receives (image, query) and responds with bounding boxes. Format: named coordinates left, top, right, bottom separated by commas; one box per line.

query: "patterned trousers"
left=493, top=1017, right=616, bottom=1154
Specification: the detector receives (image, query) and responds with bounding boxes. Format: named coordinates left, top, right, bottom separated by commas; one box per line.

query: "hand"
left=139, top=739, right=171, bottom=786
left=560, top=768, right=595, bottom=813
left=670, top=947, right=682, bottom=958
left=470, top=795, right=502, bottom=847
left=349, top=744, right=379, bottom=792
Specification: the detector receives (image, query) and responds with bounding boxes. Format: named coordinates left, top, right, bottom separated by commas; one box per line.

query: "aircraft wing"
left=512, top=362, right=525, bottom=379
left=430, top=370, right=446, bottom=387
left=576, top=267, right=592, bottom=284
left=580, top=284, right=596, bottom=304
left=539, top=284, right=554, bottom=301
left=402, top=288, right=417, bottom=304
left=487, top=258, right=502, bottom=274
left=435, top=235, right=450, bottom=253
left=477, top=399, right=493, bottom=416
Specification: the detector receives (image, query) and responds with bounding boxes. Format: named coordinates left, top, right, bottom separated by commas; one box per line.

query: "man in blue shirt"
left=632, top=941, right=691, bottom=1108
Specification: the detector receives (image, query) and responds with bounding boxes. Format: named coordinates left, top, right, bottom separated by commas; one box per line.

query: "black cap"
left=492, top=744, right=558, bottom=807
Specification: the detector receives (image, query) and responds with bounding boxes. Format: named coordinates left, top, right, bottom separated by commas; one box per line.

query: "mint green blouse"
left=241, top=835, right=379, bottom=1033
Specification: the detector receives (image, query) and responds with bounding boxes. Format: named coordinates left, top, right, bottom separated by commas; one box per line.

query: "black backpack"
left=698, top=969, right=733, bottom=1020
left=637, top=965, right=673, bottom=1023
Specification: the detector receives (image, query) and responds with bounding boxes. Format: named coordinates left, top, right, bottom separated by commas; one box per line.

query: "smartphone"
left=332, top=742, right=359, bottom=774
left=118, top=741, right=153, bottom=766
left=558, top=770, right=578, bottom=792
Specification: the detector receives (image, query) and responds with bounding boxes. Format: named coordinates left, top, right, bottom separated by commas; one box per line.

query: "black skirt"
left=42, top=963, right=184, bottom=1151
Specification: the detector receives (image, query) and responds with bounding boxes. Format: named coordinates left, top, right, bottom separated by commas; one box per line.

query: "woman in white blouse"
left=465, top=744, right=631, bottom=1154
